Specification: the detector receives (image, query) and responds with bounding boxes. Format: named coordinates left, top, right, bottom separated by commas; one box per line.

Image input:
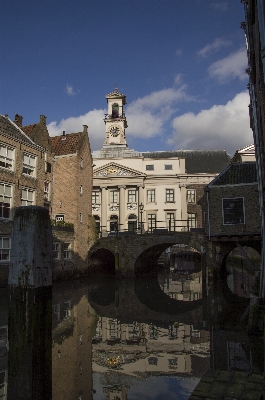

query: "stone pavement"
left=189, top=369, right=265, bottom=400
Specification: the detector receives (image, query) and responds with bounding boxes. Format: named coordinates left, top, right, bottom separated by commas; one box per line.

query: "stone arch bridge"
left=88, top=232, right=206, bottom=277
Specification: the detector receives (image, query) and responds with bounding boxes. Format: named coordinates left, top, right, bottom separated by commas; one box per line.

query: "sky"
left=1, top=0, right=253, bottom=157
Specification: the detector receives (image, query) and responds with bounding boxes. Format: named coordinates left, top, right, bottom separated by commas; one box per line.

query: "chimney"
left=14, top=114, right=23, bottom=128
left=40, top=115, right=46, bottom=125
left=83, top=125, right=88, bottom=134
left=62, top=131, right=66, bottom=140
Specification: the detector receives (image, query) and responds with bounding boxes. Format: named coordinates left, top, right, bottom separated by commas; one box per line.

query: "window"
left=128, top=190, right=136, bottom=203
left=223, top=198, right=245, bottom=225
left=92, top=191, right=100, bottom=204
left=148, top=214, right=156, bottom=232
left=148, top=357, right=158, bottom=366
left=53, top=242, right=61, bottom=259
left=22, top=153, right=36, bottom=177
left=21, top=188, right=35, bottom=206
left=80, top=213, right=82, bottom=223
left=94, top=215, right=100, bottom=232
left=165, top=164, right=173, bottom=170
left=45, top=162, right=51, bottom=173
left=0, top=237, right=11, bottom=261
left=80, top=158, right=83, bottom=168
left=167, top=213, right=175, bottom=231
left=0, top=144, right=14, bottom=170
left=188, top=213, right=196, bottom=229
left=147, top=189, right=155, bottom=203
left=110, top=190, right=118, bottom=203
left=128, top=214, right=137, bottom=233
left=166, top=189, right=174, bottom=202
left=112, top=103, right=119, bottom=118
left=168, top=359, right=178, bottom=369
left=187, top=189, right=196, bottom=203
left=146, top=164, right=154, bottom=171
left=80, top=185, right=83, bottom=195
left=63, top=243, right=72, bottom=259
left=0, top=183, right=12, bottom=219
left=44, top=181, right=50, bottom=202
left=55, top=214, right=64, bottom=222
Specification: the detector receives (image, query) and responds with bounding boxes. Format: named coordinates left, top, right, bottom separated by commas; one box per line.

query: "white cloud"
left=174, top=73, right=183, bottom=86
left=210, top=2, right=228, bottom=11
left=198, top=38, right=232, bottom=57
left=47, top=109, right=106, bottom=150
left=47, top=84, right=194, bottom=150
left=168, top=91, right=253, bottom=156
left=126, top=85, right=194, bottom=138
left=66, top=84, right=76, bottom=96
left=208, top=48, right=248, bottom=82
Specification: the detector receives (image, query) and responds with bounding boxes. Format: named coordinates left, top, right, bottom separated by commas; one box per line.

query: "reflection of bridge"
left=88, top=231, right=206, bottom=278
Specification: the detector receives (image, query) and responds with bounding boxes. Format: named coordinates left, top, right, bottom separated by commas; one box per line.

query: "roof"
left=22, top=124, right=37, bottom=136
left=209, top=162, right=257, bottom=186
left=106, top=88, right=126, bottom=104
left=0, top=115, right=44, bottom=151
left=142, top=150, right=231, bottom=174
left=51, top=132, right=84, bottom=156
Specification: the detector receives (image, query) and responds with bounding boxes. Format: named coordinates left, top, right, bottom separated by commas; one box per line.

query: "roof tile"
left=51, top=132, right=83, bottom=156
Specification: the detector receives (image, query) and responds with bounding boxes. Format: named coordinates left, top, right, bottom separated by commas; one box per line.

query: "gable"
left=93, top=162, right=145, bottom=178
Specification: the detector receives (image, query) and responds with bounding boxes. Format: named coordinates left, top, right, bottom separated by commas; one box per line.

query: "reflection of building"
left=92, top=89, right=230, bottom=235
left=103, top=385, right=129, bottom=400
left=52, top=286, right=95, bottom=400
left=161, top=273, right=203, bottom=301
left=92, top=317, right=210, bottom=379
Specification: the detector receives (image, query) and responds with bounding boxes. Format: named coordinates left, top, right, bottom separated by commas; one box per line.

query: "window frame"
left=146, top=164, right=154, bottom=171
left=22, top=152, right=37, bottom=178
left=166, top=188, right=174, bottom=203
left=222, top=197, right=245, bottom=225
left=167, top=213, right=175, bottom=231
left=0, top=182, right=12, bottom=219
left=128, top=189, right=136, bottom=203
left=147, top=213, right=156, bottom=232
left=21, top=187, right=35, bottom=207
left=53, top=242, right=61, bottom=260
left=0, top=236, right=11, bottom=262
left=63, top=243, right=72, bottom=260
left=147, top=189, right=155, bottom=203
left=92, top=191, right=100, bottom=204
left=164, top=164, right=173, bottom=170
left=188, top=212, right=196, bottom=229
left=187, top=189, right=196, bottom=204
left=0, top=143, right=15, bottom=171
left=110, top=190, right=119, bottom=204
left=44, top=181, right=50, bottom=202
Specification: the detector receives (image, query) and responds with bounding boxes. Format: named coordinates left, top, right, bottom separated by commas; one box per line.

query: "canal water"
left=0, top=250, right=264, bottom=399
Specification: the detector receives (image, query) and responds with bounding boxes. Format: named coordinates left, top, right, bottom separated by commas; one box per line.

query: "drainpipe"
left=205, top=187, right=211, bottom=240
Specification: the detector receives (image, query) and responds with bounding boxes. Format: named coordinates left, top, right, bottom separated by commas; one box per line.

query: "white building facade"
left=92, top=89, right=231, bottom=235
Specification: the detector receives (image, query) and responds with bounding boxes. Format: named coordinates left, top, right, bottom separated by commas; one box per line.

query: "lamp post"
left=139, top=203, right=144, bottom=234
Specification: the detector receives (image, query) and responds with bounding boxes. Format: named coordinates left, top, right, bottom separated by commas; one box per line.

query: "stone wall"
left=208, top=184, right=261, bottom=235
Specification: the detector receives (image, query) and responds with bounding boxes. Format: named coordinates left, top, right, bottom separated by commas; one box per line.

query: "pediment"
left=93, top=162, right=145, bottom=178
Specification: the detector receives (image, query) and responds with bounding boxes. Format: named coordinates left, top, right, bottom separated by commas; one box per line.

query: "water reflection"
left=0, top=256, right=264, bottom=399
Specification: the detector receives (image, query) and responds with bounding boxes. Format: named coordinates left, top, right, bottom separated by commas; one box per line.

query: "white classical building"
left=92, top=89, right=231, bottom=235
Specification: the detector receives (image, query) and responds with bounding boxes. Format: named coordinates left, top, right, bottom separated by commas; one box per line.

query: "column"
left=101, top=186, right=107, bottom=235
left=179, top=184, right=187, bottom=231
left=118, top=186, right=126, bottom=232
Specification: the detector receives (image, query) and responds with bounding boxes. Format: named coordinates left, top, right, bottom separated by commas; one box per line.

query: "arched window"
left=112, top=103, right=119, bottom=118
left=109, top=214, right=118, bottom=232
left=128, top=214, right=137, bottom=220
left=128, top=214, right=137, bottom=233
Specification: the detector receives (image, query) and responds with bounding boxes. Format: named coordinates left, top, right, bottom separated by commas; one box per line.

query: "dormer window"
left=112, top=103, right=119, bottom=118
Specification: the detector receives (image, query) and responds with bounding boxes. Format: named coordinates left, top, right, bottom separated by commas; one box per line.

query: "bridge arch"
left=88, top=247, right=115, bottom=276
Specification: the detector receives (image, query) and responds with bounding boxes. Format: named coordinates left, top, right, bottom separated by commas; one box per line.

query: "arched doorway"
left=109, top=214, right=118, bottom=232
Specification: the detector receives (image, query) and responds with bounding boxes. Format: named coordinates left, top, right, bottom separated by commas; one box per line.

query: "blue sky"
left=1, top=0, right=253, bottom=156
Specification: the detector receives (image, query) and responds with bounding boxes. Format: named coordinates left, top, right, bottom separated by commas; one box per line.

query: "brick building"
left=241, top=0, right=265, bottom=298
left=51, top=126, right=93, bottom=273
left=205, top=162, right=261, bottom=238
left=0, top=115, right=51, bottom=282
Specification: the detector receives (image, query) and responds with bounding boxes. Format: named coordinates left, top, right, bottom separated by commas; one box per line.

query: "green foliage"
left=51, top=219, right=74, bottom=228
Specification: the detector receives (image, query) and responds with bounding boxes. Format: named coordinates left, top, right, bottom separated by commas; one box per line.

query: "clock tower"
left=103, top=88, right=128, bottom=147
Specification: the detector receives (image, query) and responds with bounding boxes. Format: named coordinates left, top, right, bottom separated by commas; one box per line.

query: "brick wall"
left=208, top=184, right=261, bottom=235
left=187, top=184, right=207, bottom=229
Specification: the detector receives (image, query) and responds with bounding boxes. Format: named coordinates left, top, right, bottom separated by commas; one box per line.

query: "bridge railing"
left=97, top=219, right=195, bottom=237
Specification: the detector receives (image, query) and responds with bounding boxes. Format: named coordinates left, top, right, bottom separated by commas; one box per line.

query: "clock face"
left=109, top=126, right=120, bottom=137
